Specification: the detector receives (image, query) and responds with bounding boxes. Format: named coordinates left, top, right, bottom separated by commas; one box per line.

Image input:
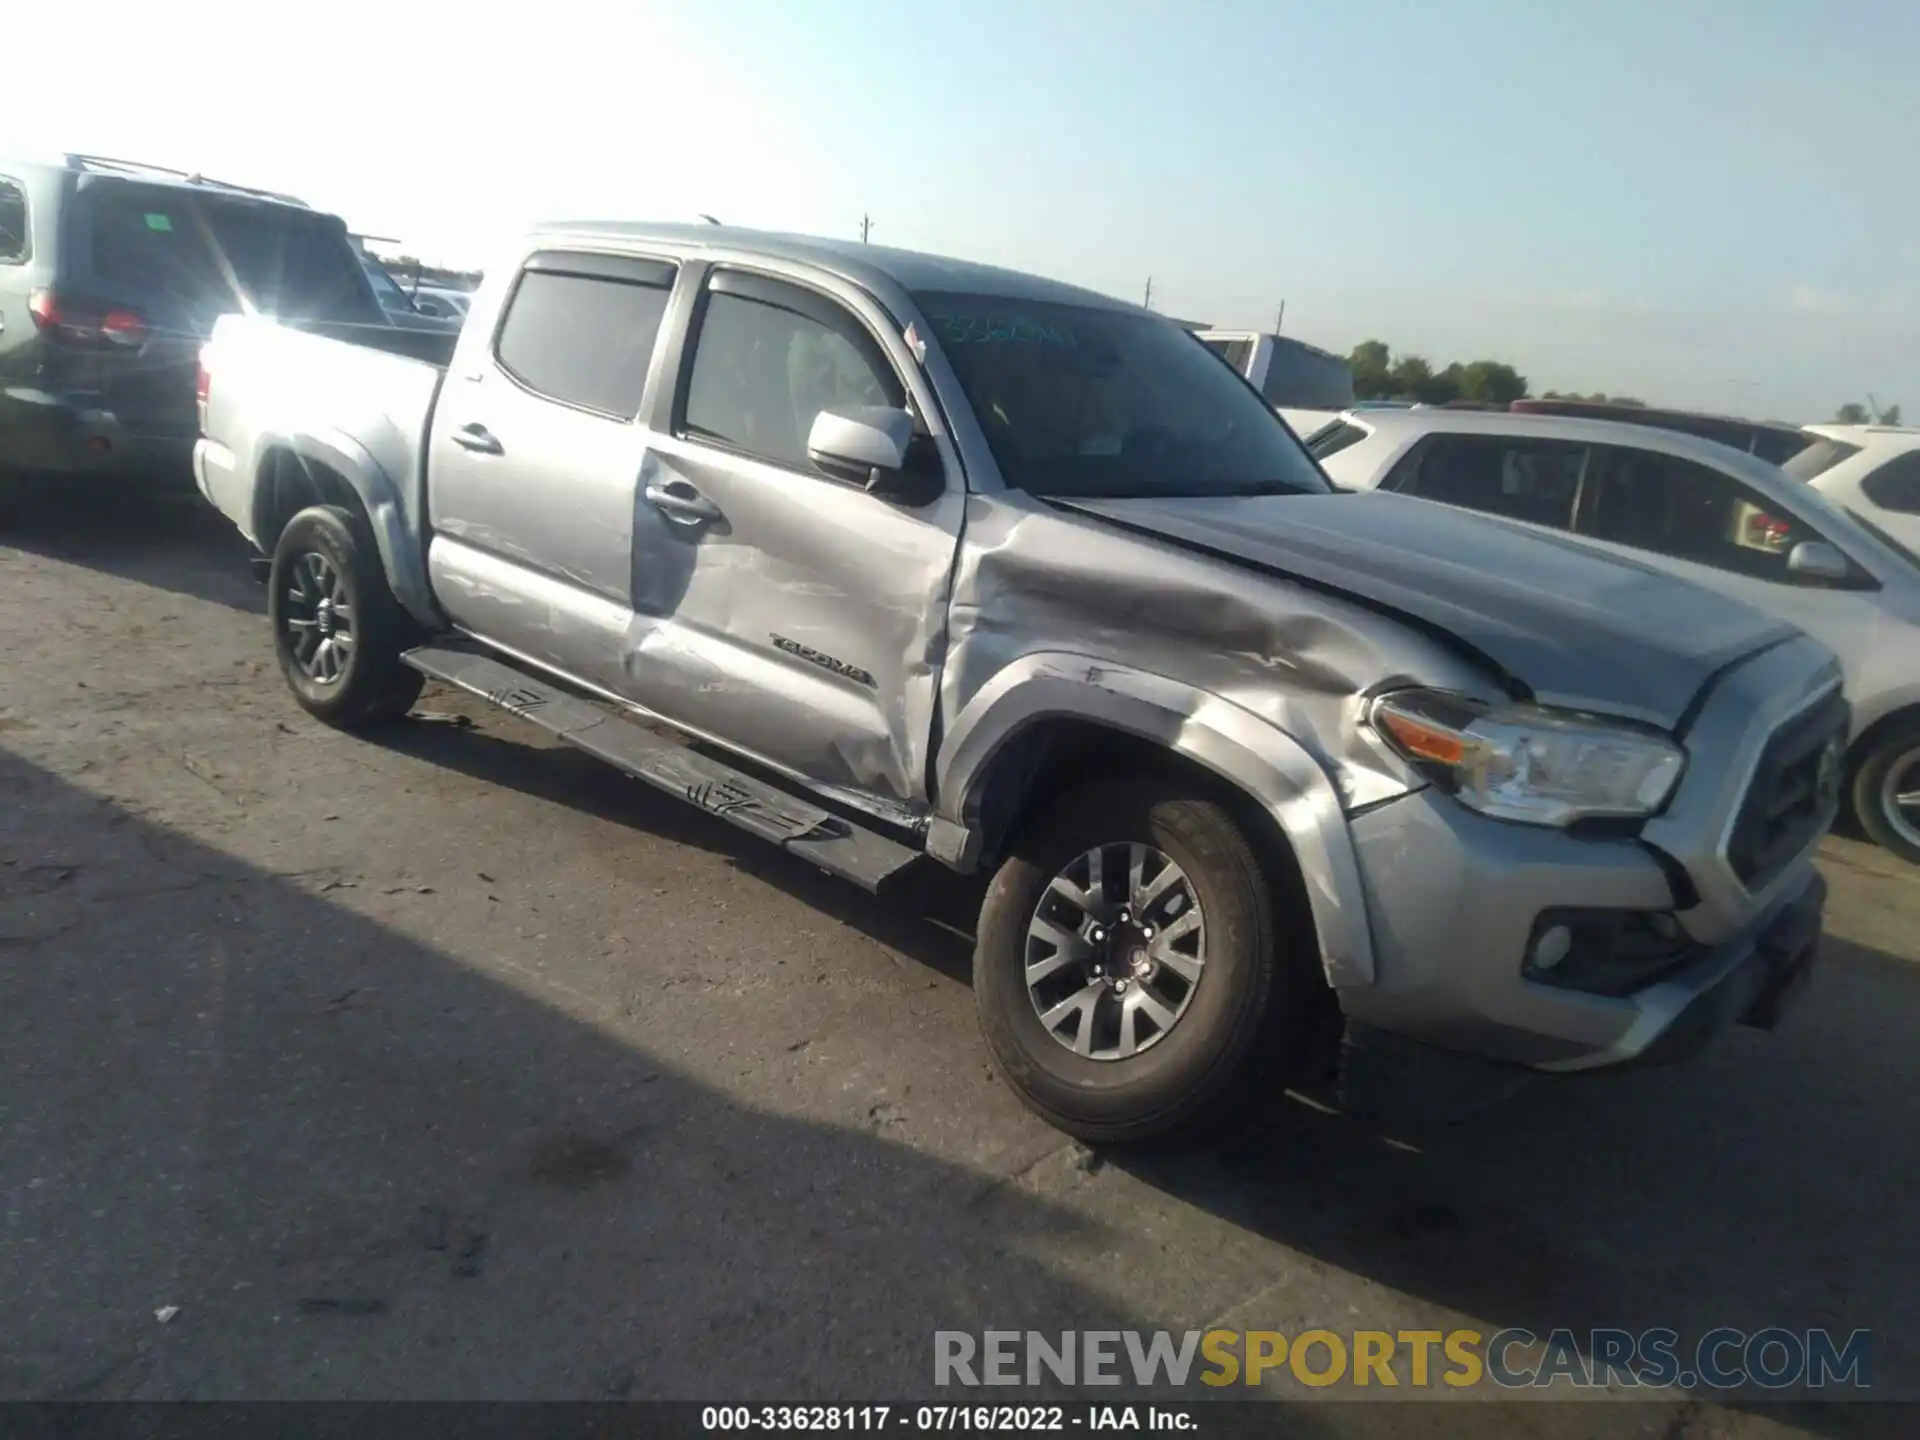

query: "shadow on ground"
left=0, top=747, right=1127, bottom=1404
left=2, top=488, right=262, bottom=615
left=373, top=709, right=1915, bottom=1433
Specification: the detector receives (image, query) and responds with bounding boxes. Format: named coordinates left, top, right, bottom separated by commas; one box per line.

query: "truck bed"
left=296, top=320, right=460, bottom=370
left=196, top=312, right=455, bottom=557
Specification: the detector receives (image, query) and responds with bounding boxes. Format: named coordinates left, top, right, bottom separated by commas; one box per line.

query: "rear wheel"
left=269, top=505, right=424, bottom=728
left=1851, top=719, right=1920, bottom=864
left=973, top=777, right=1313, bottom=1144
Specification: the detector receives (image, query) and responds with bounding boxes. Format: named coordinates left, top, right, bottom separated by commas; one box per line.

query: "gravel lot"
left=2, top=491, right=1915, bottom=1436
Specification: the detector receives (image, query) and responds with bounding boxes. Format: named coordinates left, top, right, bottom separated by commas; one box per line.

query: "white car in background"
left=1309, top=408, right=1920, bottom=862
left=1788, top=424, right=1920, bottom=557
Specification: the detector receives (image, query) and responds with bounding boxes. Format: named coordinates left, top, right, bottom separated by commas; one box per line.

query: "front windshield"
left=915, top=291, right=1329, bottom=499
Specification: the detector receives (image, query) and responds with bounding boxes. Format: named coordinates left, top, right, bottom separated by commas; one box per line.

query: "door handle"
left=644, top=480, right=722, bottom=525
left=450, top=422, right=503, bottom=455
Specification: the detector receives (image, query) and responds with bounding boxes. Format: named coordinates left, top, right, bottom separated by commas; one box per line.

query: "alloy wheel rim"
left=1879, top=746, right=1920, bottom=851
left=1023, top=841, right=1207, bottom=1061
left=282, top=551, right=355, bottom=686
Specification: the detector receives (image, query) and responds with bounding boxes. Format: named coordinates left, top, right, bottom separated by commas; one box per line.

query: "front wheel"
left=268, top=505, right=424, bottom=728
left=1851, top=720, right=1920, bottom=864
left=973, top=778, right=1312, bottom=1144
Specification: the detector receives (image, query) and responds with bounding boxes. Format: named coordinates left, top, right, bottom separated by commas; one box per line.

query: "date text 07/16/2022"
left=700, top=1405, right=1190, bottom=1432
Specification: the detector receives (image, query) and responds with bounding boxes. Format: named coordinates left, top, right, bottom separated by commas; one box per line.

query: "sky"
left=8, top=0, right=1916, bottom=421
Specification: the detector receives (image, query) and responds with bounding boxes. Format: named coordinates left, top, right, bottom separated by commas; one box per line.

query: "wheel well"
left=256, top=447, right=368, bottom=552
left=1848, top=704, right=1920, bottom=773
left=966, top=716, right=1322, bottom=955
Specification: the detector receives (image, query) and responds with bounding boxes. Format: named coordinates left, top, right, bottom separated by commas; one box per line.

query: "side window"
left=1583, top=447, right=1821, bottom=582
left=0, top=178, right=29, bottom=264
left=682, top=276, right=903, bottom=470
left=494, top=262, right=674, bottom=419
left=1859, top=453, right=1920, bottom=514
left=1384, top=434, right=1584, bottom=530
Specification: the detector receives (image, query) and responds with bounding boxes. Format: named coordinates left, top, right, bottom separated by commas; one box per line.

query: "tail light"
left=26, top=289, right=149, bottom=347
left=100, top=309, right=148, bottom=347
left=27, top=289, right=62, bottom=332
left=196, top=350, right=212, bottom=433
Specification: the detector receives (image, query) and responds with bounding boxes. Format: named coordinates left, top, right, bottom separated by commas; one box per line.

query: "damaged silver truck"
left=195, top=223, right=1845, bottom=1142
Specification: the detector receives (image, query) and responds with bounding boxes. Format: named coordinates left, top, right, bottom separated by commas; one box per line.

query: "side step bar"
left=401, top=642, right=923, bottom=894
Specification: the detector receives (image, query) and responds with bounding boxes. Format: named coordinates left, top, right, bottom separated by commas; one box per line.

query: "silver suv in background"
left=196, top=224, right=1842, bottom=1142
left=1312, top=407, right=1920, bottom=860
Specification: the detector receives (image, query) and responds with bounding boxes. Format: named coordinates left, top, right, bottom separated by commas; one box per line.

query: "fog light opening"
left=1530, top=924, right=1573, bottom=971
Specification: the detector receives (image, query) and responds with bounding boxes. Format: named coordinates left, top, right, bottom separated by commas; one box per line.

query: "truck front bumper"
left=1329, top=634, right=1841, bottom=1080
left=1335, top=785, right=1825, bottom=1073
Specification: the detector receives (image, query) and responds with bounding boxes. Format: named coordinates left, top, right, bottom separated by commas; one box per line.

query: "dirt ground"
left=2, top=493, right=1913, bottom=1437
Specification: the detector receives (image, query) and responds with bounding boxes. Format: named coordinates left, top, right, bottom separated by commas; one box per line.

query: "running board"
left=401, top=642, right=922, bottom=894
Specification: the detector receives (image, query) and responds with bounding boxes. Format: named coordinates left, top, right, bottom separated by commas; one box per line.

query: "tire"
left=268, top=504, right=425, bottom=728
left=1850, top=719, right=1920, bottom=864
left=973, top=777, right=1311, bottom=1145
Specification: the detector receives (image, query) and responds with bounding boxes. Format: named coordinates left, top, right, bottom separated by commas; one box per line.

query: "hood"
left=1056, top=490, right=1799, bottom=730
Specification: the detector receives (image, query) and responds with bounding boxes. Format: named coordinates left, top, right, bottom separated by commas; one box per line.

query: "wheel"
left=268, top=504, right=425, bottom=728
left=973, top=777, right=1311, bottom=1145
left=1850, top=720, right=1920, bottom=863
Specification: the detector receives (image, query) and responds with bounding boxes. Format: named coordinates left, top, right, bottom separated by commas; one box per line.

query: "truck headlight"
left=1368, top=689, right=1685, bottom=827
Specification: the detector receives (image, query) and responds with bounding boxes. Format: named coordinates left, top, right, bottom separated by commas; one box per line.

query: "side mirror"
left=806, top=405, right=941, bottom=504
left=1787, top=540, right=1850, bottom=583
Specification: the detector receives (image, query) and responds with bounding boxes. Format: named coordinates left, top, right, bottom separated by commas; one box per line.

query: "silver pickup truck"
left=195, top=222, right=1844, bottom=1143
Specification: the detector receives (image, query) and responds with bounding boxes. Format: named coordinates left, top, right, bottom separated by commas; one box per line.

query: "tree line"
left=1834, top=400, right=1903, bottom=425
left=1347, top=340, right=1645, bottom=408
left=1348, top=340, right=1913, bottom=426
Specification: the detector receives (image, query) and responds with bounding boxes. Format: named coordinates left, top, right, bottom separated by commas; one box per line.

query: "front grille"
left=1726, top=688, right=1847, bottom=889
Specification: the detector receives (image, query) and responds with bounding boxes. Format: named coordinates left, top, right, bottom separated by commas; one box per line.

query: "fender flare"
left=934, top=653, right=1377, bottom=988
left=253, top=428, right=438, bottom=628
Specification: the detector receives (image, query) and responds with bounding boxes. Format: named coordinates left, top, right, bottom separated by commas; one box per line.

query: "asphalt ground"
left=3, top=490, right=1915, bottom=1437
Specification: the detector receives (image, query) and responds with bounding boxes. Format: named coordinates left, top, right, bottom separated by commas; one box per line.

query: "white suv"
left=1788, top=424, right=1920, bottom=558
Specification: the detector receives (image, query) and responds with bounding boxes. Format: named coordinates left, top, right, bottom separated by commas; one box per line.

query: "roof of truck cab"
left=529, top=221, right=1139, bottom=311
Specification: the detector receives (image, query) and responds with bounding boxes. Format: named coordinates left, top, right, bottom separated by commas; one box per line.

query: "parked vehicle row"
left=193, top=222, right=1842, bottom=1144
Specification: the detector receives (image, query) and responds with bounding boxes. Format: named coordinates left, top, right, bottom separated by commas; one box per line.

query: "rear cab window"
left=0, top=177, right=27, bottom=263
left=70, top=180, right=381, bottom=327
left=1201, top=336, right=1255, bottom=377
left=493, top=252, right=677, bottom=419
